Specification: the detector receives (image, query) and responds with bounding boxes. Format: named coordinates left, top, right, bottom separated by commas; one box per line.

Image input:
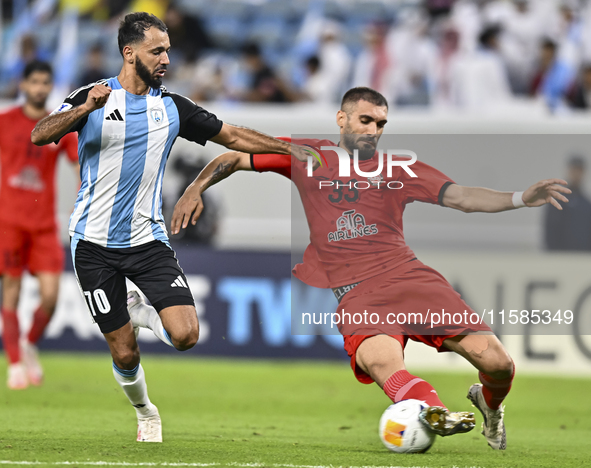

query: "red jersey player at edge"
left=0, top=61, right=79, bottom=390
left=171, top=87, right=571, bottom=450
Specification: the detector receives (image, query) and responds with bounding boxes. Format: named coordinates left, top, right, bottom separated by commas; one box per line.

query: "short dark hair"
left=242, top=42, right=261, bottom=57
left=118, top=12, right=168, bottom=56
left=568, top=155, right=586, bottom=169
left=23, top=60, right=53, bottom=80
left=479, top=25, right=501, bottom=48
left=306, top=55, right=320, bottom=69
left=542, top=37, right=557, bottom=51
left=341, top=87, right=388, bottom=112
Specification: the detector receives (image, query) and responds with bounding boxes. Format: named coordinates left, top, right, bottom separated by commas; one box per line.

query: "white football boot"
left=137, top=406, right=162, bottom=442
left=467, top=383, right=506, bottom=450
left=21, top=339, right=43, bottom=386
left=419, top=406, right=475, bottom=436
left=127, top=290, right=146, bottom=339
left=7, top=363, right=28, bottom=390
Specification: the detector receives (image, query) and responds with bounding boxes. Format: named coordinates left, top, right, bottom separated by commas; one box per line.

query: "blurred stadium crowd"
left=2, top=0, right=591, bottom=113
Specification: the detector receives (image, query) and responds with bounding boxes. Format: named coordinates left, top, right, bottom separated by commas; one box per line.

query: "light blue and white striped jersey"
left=54, top=77, right=222, bottom=248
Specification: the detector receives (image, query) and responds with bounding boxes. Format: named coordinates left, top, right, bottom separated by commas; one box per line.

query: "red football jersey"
left=0, top=107, right=78, bottom=230
left=252, top=137, right=455, bottom=288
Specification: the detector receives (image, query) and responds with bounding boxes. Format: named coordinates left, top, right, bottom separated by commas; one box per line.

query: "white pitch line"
left=0, top=462, right=433, bottom=468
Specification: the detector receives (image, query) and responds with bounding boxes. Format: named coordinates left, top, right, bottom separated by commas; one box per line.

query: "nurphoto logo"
left=306, top=146, right=419, bottom=179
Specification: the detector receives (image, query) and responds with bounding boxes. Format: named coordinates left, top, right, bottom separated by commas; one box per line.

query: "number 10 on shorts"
left=83, top=289, right=112, bottom=316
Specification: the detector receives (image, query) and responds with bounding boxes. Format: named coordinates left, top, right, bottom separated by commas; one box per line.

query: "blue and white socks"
left=112, top=362, right=158, bottom=419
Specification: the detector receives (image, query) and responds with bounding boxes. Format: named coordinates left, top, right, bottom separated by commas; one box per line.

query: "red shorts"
left=336, top=259, right=492, bottom=384
left=0, top=224, right=64, bottom=276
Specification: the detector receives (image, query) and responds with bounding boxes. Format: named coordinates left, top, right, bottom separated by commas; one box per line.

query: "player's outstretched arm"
left=211, top=123, right=311, bottom=163
left=171, top=151, right=251, bottom=235
left=31, top=84, right=111, bottom=146
left=442, top=179, right=571, bottom=213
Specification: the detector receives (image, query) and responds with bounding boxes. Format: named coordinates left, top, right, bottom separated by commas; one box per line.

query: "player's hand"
left=523, top=178, right=571, bottom=210
left=171, top=186, right=204, bottom=235
left=291, top=144, right=321, bottom=170
left=83, top=84, right=112, bottom=112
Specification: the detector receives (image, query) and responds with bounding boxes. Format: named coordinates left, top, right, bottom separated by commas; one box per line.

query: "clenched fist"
left=83, top=84, right=112, bottom=112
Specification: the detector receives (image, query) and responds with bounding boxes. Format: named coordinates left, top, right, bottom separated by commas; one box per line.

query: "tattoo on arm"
left=32, top=106, right=87, bottom=143
left=205, top=162, right=233, bottom=190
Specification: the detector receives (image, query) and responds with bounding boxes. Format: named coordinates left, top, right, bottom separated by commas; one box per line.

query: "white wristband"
left=512, top=191, right=526, bottom=208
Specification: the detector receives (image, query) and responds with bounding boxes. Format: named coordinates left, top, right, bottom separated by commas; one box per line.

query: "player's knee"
left=482, top=353, right=513, bottom=380
left=3, top=275, right=21, bottom=289
left=39, top=300, right=57, bottom=315
left=173, top=326, right=199, bottom=351
left=112, top=344, right=140, bottom=369
left=364, top=355, right=402, bottom=382
left=2, top=276, right=21, bottom=308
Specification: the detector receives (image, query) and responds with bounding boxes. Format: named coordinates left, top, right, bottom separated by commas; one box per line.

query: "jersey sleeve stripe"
left=66, top=79, right=108, bottom=100
left=438, top=181, right=454, bottom=206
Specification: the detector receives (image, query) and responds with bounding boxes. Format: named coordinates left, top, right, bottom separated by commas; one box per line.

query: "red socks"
left=1, top=308, right=20, bottom=364
left=479, top=363, right=515, bottom=410
left=383, top=369, right=446, bottom=408
left=27, top=307, right=52, bottom=344
left=382, top=365, right=515, bottom=411
left=2, top=306, right=52, bottom=364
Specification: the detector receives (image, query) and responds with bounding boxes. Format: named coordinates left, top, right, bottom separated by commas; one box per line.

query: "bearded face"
left=135, top=55, right=166, bottom=89
left=338, top=99, right=388, bottom=160
left=342, top=120, right=380, bottom=160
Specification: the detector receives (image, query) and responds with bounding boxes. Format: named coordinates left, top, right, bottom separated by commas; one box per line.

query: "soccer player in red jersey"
left=170, top=87, right=570, bottom=450
left=0, top=61, right=79, bottom=389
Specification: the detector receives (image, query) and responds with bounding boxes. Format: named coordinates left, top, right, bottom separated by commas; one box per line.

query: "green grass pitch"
left=1, top=353, right=590, bottom=468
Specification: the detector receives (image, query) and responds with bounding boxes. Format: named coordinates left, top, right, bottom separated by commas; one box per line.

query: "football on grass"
left=379, top=399, right=436, bottom=453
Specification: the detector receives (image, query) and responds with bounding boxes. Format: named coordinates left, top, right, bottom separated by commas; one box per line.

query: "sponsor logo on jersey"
left=303, top=145, right=328, bottom=168
left=150, top=108, right=164, bottom=124
left=8, top=166, right=45, bottom=192
left=383, top=420, right=406, bottom=446
left=105, top=109, right=124, bottom=121
left=171, top=275, right=188, bottom=288
left=328, top=209, right=378, bottom=242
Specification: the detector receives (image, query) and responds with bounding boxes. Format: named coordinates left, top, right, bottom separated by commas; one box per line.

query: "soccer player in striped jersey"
left=171, top=87, right=571, bottom=450
left=31, top=12, right=306, bottom=443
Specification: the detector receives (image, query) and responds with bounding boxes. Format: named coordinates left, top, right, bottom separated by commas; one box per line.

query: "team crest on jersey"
left=328, top=209, right=378, bottom=242
left=367, top=173, right=384, bottom=187
left=150, top=108, right=164, bottom=124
